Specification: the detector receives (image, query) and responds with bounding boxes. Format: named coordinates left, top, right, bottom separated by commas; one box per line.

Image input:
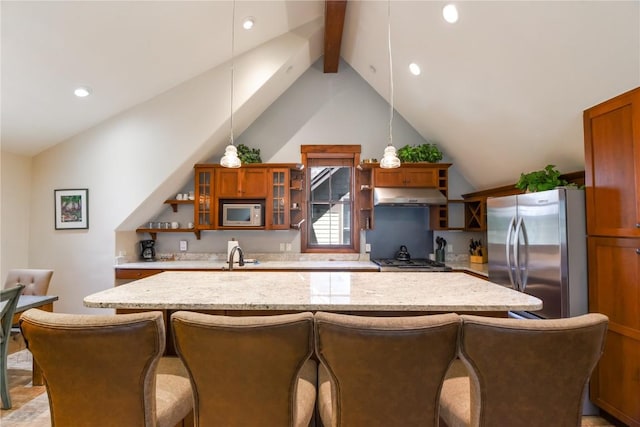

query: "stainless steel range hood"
left=373, top=187, right=447, bottom=206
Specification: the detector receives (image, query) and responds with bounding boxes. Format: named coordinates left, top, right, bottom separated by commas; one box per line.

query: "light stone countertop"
left=86, top=271, right=541, bottom=312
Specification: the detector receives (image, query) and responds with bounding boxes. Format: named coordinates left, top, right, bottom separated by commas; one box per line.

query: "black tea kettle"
left=395, top=245, right=411, bottom=261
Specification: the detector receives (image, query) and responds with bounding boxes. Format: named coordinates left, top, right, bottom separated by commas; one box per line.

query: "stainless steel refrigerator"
left=487, top=188, right=588, bottom=319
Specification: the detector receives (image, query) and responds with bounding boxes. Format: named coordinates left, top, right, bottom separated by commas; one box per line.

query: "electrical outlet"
left=447, top=244, right=453, bottom=253
left=286, top=243, right=292, bottom=251
left=179, top=240, right=188, bottom=251
left=279, top=243, right=285, bottom=251
left=365, top=243, right=371, bottom=253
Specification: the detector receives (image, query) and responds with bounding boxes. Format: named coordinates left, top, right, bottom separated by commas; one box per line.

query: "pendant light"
left=379, top=0, right=401, bottom=169
left=220, top=0, right=242, bottom=168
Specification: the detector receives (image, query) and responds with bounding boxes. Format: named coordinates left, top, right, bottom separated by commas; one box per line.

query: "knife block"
left=470, top=254, right=488, bottom=264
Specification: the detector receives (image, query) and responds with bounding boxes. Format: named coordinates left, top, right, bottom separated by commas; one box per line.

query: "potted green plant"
left=515, top=164, right=570, bottom=192
left=236, top=144, right=262, bottom=164
left=397, top=143, right=443, bottom=163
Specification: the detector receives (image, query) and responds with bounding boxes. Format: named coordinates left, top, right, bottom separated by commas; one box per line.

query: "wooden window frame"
left=301, top=145, right=361, bottom=253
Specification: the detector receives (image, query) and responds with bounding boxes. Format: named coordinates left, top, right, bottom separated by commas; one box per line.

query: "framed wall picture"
left=54, top=189, right=89, bottom=230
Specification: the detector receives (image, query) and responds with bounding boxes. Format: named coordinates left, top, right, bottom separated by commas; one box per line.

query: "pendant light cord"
left=387, top=0, right=393, bottom=146
left=230, top=0, right=236, bottom=145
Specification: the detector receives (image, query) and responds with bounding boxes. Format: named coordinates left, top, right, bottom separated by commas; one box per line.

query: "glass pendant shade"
left=220, top=144, right=241, bottom=168
left=380, top=145, right=401, bottom=168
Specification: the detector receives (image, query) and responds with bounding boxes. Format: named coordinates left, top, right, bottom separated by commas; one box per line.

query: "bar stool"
left=439, top=313, right=608, bottom=427
left=315, top=311, right=461, bottom=427
left=20, top=309, right=193, bottom=427
left=171, top=311, right=316, bottom=427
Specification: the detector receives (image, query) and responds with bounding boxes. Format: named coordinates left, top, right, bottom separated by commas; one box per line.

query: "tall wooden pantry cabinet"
left=583, top=86, right=640, bottom=427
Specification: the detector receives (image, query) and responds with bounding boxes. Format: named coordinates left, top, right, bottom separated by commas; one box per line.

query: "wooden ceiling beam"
left=323, top=0, right=347, bottom=73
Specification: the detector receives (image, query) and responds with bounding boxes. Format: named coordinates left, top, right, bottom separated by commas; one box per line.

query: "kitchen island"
left=87, top=271, right=540, bottom=313
left=88, top=271, right=540, bottom=354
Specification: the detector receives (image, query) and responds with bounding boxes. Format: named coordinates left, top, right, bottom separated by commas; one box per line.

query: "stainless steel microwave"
left=222, top=203, right=263, bottom=227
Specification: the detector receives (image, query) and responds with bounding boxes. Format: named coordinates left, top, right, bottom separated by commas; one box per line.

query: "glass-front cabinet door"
left=268, top=168, right=289, bottom=229
left=194, top=166, right=215, bottom=229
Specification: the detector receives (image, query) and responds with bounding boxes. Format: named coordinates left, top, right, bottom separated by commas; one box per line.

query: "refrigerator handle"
left=505, top=216, right=517, bottom=289
left=515, top=217, right=529, bottom=292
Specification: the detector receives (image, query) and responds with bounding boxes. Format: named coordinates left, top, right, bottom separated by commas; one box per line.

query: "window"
left=301, top=145, right=361, bottom=253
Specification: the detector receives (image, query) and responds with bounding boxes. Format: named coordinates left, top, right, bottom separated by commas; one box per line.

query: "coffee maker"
left=139, top=240, right=156, bottom=262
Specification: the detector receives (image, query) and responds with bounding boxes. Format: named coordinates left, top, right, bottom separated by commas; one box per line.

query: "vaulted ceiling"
left=2, top=1, right=638, bottom=189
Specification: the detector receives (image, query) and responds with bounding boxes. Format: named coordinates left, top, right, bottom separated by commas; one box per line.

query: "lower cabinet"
left=587, top=236, right=640, bottom=427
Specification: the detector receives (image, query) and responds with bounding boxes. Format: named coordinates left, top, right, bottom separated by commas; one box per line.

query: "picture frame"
left=54, top=189, right=89, bottom=230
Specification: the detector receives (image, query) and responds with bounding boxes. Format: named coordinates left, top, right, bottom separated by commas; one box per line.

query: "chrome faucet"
left=227, top=246, right=245, bottom=270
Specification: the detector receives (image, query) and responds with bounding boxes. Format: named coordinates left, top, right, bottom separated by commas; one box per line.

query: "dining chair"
left=439, top=313, right=609, bottom=427
left=0, top=284, right=24, bottom=409
left=171, top=310, right=316, bottom=427
left=4, top=269, right=54, bottom=337
left=314, top=311, right=461, bottom=427
left=3, top=269, right=53, bottom=296
left=19, top=309, right=193, bottom=427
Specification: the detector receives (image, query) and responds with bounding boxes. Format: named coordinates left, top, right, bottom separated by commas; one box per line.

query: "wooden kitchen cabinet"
left=584, top=87, right=640, bottom=238
left=267, top=168, right=290, bottom=229
left=215, top=167, right=267, bottom=198
left=587, top=237, right=640, bottom=426
left=193, top=163, right=302, bottom=230
left=584, top=86, right=640, bottom=427
left=194, top=165, right=215, bottom=230
left=374, top=165, right=440, bottom=187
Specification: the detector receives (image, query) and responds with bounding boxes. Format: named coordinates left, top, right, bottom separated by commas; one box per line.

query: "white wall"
left=149, top=59, right=476, bottom=256
left=6, top=21, right=474, bottom=314
left=21, top=23, right=322, bottom=314
left=1, top=151, right=32, bottom=280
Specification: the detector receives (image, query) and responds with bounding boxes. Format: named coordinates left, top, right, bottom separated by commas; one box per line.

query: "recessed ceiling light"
left=442, top=4, right=459, bottom=23
left=409, top=63, right=421, bottom=76
left=74, top=86, right=92, bottom=98
left=242, top=17, right=255, bottom=30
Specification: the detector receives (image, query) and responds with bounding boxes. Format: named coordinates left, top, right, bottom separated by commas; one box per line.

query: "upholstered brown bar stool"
left=171, top=311, right=316, bottom=427
left=314, top=312, right=461, bottom=427
left=439, top=313, right=609, bottom=427
left=20, top=309, right=193, bottom=427
left=3, top=269, right=53, bottom=295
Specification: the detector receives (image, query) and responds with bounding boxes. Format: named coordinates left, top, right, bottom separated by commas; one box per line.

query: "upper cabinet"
left=267, top=168, right=289, bottom=230
left=194, top=166, right=215, bottom=230
left=360, top=163, right=450, bottom=230
left=584, top=87, right=640, bottom=237
left=192, top=163, right=302, bottom=231
left=374, top=166, right=440, bottom=188
left=215, top=167, right=267, bottom=198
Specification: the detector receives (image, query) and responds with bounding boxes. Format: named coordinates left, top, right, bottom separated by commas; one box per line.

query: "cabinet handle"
left=636, top=223, right=640, bottom=228
left=636, top=248, right=640, bottom=255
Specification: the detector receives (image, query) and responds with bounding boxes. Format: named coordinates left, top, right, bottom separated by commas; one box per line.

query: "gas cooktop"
left=372, top=258, right=452, bottom=272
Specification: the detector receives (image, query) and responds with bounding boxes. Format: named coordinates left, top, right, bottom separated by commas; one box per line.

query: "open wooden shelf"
left=136, top=228, right=201, bottom=240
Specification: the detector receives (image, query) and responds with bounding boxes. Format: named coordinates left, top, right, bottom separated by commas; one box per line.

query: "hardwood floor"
left=1, top=340, right=50, bottom=427
left=0, top=335, right=619, bottom=427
